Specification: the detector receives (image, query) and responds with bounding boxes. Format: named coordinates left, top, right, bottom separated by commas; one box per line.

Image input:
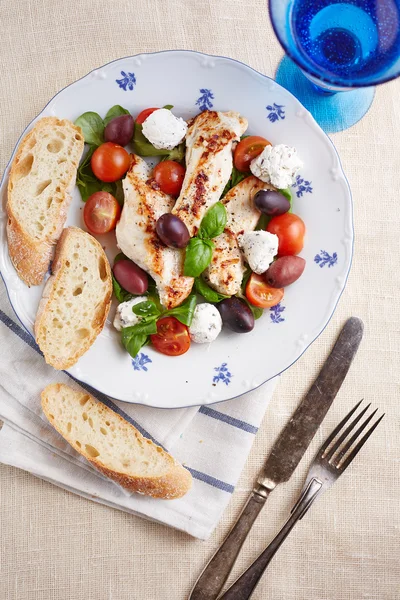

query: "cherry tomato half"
left=83, top=191, right=121, bottom=235
left=153, top=161, right=185, bottom=197
left=136, top=107, right=159, bottom=124
left=246, top=273, right=284, bottom=309
left=267, top=213, right=306, bottom=256
left=91, top=142, right=130, bottom=182
left=150, top=316, right=190, bottom=356
left=234, top=136, right=271, bottom=173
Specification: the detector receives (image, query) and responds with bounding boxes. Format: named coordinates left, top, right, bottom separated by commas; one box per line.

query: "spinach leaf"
left=112, top=274, right=133, bottom=303
left=255, top=213, right=270, bottom=231
left=278, top=188, right=291, bottom=202
left=221, top=166, right=248, bottom=198
left=184, top=238, right=214, bottom=278
left=121, top=331, right=149, bottom=359
left=103, top=105, right=130, bottom=127
left=164, top=294, right=197, bottom=326
left=133, top=122, right=186, bottom=163
left=160, top=141, right=186, bottom=164
left=75, top=112, right=104, bottom=146
left=199, top=202, right=227, bottom=239
left=241, top=266, right=252, bottom=293
left=114, top=252, right=129, bottom=264
left=114, top=179, right=124, bottom=206
left=194, top=277, right=229, bottom=303
left=246, top=300, right=264, bottom=320
left=133, top=122, right=170, bottom=157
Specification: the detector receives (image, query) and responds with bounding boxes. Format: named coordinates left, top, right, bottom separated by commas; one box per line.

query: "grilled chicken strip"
left=203, top=176, right=275, bottom=296
left=172, top=110, right=248, bottom=237
left=116, top=155, right=194, bottom=309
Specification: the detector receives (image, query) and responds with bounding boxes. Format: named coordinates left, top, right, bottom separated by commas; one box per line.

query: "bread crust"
left=34, top=227, right=112, bottom=370
left=6, top=117, right=84, bottom=286
left=41, top=383, right=193, bottom=500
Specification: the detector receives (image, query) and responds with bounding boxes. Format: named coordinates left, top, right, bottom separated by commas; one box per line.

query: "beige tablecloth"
left=1, top=1, right=399, bottom=599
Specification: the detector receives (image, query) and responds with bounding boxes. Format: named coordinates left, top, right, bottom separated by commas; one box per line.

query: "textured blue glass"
left=269, top=0, right=400, bottom=131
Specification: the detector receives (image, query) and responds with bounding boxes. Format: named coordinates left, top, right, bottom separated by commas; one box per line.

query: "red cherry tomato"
left=136, top=108, right=159, bottom=124
left=91, top=142, right=130, bottom=182
left=153, top=161, right=185, bottom=197
left=234, top=136, right=271, bottom=173
left=150, top=317, right=190, bottom=356
left=83, top=191, right=121, bottom=234
left=246, top=273, right=284, bottom=308
left=267, top=213, right=306, bottom=256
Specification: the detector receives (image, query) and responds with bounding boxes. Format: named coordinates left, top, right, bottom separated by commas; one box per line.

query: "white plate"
left=0, top=51, right=353, bottom=409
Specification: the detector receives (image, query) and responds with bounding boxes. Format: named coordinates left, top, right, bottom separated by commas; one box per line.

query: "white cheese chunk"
left=250, top=144, right=303, bottom=189
left=189, top=303, right=222, bottom=344
left=142, top=108, right=188, bottom=150
left=238, top=231, right=279, bottom=274
left=113, top=296, right=148, bottom=332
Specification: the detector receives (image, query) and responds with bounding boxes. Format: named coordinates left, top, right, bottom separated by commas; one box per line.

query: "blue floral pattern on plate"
left=196, top=89, right=214, bottom=111
left=270, top=303, right=286, bottom=324
left=116, top=71, right=136, bottom=91
left=213, top=363, right=232, bottom=386
left=132, top=353, right=152, bottom=372
left=292, top=174, right=313, bottom=197
left=314, top=250, right=338, bottom=268
left=266, top=103, right=285, bottom=122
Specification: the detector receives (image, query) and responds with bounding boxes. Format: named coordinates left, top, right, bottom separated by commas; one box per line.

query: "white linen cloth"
left=0, top=282, right=276, bottom=540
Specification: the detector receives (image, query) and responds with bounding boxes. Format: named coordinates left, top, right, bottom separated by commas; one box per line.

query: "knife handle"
left=188, top=489, right=270, bottom=600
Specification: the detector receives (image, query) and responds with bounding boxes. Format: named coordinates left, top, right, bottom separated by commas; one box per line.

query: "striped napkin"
left=0, top=281, right=276, bottom=540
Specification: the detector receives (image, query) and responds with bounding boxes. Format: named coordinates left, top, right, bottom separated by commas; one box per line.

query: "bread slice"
left=41, top=383, right=193, bottom=499
left=35, top=227, right=112, bottom=370
left=7, top=117, right=84, bottom=286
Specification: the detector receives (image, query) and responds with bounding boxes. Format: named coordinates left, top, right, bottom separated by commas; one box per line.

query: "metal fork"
left=218, top=401, right=384, bottom=600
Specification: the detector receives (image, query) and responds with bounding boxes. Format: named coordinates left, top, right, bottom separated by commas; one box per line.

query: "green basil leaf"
left=122, top=320, right=158, bottom=337
left=132, top=300, right=160, bottom=319
left=75, top=112, right=104, bottom=146
left=112, top=274, right=133, bottom=303
left=199, top=202, right=227, bottom=239
left=164, top=294, right=197, bottom=326
left=184, top=238, right=214, bottom=278
left=103, top=105, right=130, bottom=127
left=241, top=266, right=252, bottom=294
left=121, top=331, right=149, bottom=359
left=76, top=178, right=103, bottom=203
left=163, top=104, right=174, bottom=110
left=194, top=277, right=229, bottom=303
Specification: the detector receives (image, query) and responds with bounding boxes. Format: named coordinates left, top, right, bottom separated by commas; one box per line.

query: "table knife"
left=189, top=317, right=364, bottom=600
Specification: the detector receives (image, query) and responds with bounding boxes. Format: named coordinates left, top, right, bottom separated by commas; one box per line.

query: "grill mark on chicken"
left=172, top=110, right=248, bottom=237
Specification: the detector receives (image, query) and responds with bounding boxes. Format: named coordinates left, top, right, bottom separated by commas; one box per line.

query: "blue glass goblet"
left=269, top=0, right=400, bottom=132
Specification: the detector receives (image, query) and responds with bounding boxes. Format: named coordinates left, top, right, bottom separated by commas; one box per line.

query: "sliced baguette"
left=7, top=117, right=84, bottom=286
left=35, top=227, right=112, bottom=370
left=41, top=383, right=193, bottom=499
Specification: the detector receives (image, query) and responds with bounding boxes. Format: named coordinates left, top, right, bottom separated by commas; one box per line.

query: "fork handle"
left=189, top=490, right=269, bottom=600
left=219, top=478, right=323, bottom=600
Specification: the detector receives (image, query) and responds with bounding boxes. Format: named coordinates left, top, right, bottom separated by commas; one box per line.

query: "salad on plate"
left=75, top=104, right=306, bottom=359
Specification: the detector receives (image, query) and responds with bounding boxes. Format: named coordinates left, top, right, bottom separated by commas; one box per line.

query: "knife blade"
left=189, top=317, right=364, bottom=600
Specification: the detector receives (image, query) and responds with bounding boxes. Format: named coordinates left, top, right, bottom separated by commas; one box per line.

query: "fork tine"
left=338, top=413, right=385, bottom=471
left=324, top=403, right=371, bottom=461
left=319, top=400, right=363, bottom=456
left=333, top=408, right=378, bottom=466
